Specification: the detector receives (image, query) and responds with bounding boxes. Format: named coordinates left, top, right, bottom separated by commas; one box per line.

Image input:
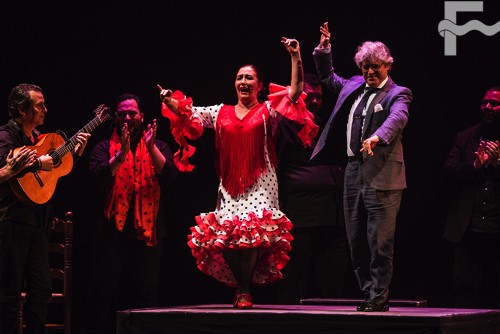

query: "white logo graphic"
left=438, top=1, right=500, bottom=56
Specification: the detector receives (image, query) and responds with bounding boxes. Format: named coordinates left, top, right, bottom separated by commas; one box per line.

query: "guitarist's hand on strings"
left=74, top=132, right=91, bottom=157
left=37, top=154, right=53, bottom=171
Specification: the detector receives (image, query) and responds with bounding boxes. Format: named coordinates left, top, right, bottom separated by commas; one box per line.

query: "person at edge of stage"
left=276, top=72, right=348, bottom=304
left=0, top=83, right=90, bottom=334
left=309, top=22, right=412, bottom=312
left=158, top=37, right=318, bottom=309
left=443, top=86, right=500, bottom=309
left=81, top=93, right=177, bottom=334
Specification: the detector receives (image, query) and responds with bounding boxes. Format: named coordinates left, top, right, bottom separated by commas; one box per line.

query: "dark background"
left=2, top=0, right=500, bottom=330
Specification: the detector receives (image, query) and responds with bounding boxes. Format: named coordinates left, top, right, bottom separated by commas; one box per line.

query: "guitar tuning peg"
left=94, top=104, right=109, bottom=115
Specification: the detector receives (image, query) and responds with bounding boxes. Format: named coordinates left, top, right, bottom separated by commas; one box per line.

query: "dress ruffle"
left=268, top=83, right=319, bottom=147
left=161, top=90, right=203, bottom=172
left=187, top=208, right=293, bottom=287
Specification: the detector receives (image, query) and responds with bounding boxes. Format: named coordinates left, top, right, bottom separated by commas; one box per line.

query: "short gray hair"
left=354, top=41, right=393, bottom=69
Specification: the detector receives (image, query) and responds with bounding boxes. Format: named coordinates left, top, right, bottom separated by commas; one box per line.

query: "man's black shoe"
left=363, top=301, right=389, bottom=312
left=356, top=302, right=370, bottom=311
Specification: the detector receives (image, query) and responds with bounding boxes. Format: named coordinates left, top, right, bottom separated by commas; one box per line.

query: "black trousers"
left=453, top=230, right=500, bottom=309
left=82, top=232, right=164, bottom=334
left=0, top=221, right=51, bottom=334
left=344, top=161, right=403, bottom=304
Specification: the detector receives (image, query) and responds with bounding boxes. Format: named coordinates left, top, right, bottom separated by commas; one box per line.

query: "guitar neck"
left=50, top=115, right=106, bottom=161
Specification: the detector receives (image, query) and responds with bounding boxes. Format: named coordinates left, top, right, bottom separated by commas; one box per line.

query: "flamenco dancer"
left=158, top=37, right=317, bottom=309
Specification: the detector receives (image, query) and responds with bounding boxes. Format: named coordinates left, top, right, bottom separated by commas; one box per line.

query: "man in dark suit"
left=443, top=86, right=500, bottom=309
left=310, top=22, right=412, bottom=312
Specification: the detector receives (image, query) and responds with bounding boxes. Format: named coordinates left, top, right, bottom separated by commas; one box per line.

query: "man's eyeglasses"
left=481, top=100, right=500, bottom=108
left=34, top=104, right=47, bottom=112
left=361, top=63, right=384, bottom=71
left=116, top=111, right=139, bottom=118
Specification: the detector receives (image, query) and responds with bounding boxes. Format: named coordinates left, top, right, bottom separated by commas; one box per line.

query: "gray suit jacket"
left=312, top=49, right=412, bottom=190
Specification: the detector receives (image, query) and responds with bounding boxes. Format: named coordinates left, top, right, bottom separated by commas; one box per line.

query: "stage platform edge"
left=300, top=298, right=428, bottom=307
left=117, top=303, right=500, bottom=334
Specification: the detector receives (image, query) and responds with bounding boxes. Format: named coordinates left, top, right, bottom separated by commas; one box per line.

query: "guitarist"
left=0, top=83, right=90, bottom=334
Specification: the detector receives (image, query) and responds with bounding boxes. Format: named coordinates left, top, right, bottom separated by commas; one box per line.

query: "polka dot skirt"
left=187, top=167, right=294, bottom=287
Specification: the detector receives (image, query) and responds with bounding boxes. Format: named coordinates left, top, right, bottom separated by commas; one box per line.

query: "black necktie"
left=349, top=87, right=378, bottom=155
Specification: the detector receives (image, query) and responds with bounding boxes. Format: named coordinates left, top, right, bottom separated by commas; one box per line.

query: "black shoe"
left=364, top=301, right=389, bottom=312
left=356, top=302, right=370, bottom=311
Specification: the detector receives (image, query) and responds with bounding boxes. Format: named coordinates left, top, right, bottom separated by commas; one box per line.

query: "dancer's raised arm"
left=281, top=37, right=303, bottom=102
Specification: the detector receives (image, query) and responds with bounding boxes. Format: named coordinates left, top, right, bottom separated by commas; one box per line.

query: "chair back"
left=18, top=211, right=73, bottom=334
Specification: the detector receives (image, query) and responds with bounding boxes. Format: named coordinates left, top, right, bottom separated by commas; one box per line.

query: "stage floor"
left=117, top=304, right=500, bottom=334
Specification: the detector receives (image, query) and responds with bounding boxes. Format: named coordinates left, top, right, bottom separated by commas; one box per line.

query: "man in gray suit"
left=310, top=22, right=412, bottom=312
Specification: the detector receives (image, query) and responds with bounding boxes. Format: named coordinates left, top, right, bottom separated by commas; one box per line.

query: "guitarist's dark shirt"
left=0, top=120, right=49, bottom=226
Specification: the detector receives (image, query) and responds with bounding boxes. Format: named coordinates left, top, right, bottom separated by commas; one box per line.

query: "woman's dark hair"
left=8, top=83, right=42, bottom=119
left=238, top=64, right=267, bottom=102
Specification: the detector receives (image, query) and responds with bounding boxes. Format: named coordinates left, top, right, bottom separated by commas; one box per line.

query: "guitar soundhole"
left=48, top=149, right=62, bottom=167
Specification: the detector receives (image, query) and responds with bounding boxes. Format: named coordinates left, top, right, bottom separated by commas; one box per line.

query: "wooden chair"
left=18, top=211, right=73, bottom=334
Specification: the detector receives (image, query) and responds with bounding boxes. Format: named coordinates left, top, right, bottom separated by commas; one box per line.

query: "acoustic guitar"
left=10, top=104, right=110, bottom=205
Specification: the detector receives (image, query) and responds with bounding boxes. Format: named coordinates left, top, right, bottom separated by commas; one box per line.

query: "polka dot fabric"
left=186, top=102, right=293, bottom=287
left=188, top=167, right=294, bottom=287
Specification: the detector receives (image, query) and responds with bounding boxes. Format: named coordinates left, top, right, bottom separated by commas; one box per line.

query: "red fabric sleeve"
left=161, top=90, right=203, bottom=172
left=268, top=83, right=319, bottom=147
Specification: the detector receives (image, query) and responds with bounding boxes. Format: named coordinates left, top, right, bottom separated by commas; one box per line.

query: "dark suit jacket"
left=443, top=123, right=500, bottom=243
left=313, top=49, right=412, bottom=190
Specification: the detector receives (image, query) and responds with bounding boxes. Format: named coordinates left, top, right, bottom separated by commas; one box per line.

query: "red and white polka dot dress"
left=163, top=85, right=317, bottom=287
left=188, top=101, right=293, bottom=287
